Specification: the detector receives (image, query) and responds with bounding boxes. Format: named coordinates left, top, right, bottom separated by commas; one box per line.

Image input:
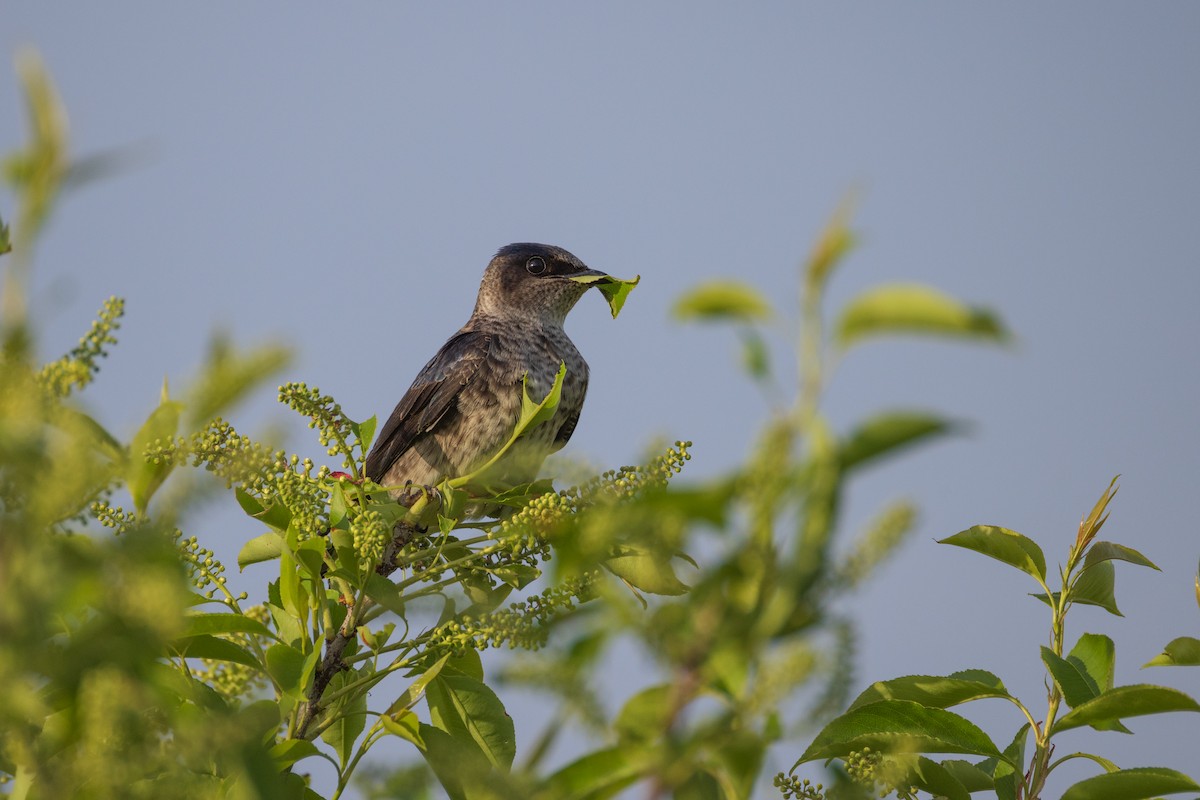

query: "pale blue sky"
left=4, top=4, right=1199, bottom=796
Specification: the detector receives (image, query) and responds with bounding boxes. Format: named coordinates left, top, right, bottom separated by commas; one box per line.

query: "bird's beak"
left=567, top=268, right=612, bottom=283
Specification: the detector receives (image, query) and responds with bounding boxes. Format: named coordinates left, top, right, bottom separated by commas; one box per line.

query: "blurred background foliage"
left=0, top=53, right=1011, bottom=800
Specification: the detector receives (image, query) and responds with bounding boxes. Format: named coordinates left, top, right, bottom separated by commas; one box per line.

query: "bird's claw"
left=397, top=481, right=441, bottom=511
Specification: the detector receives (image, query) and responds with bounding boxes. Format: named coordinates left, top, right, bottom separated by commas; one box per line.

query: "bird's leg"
left=375, top=481, right=441, bottom=576
left=396, top=479, right=441, bottom=511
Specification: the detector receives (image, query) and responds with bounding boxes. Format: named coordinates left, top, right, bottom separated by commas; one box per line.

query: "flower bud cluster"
left=90, top=500, right=139, bottom=535
left=37, top=296, right=124, bottom=398
left=147, top=419, right=283, bottom=490
left=429, top=573, right=598, bottom=654
left=147, top=419, right=329, bottom=541
left=584, top=440, right=692, bottom=502
left=843, top=747, right=913, bottom=799
left=173, top=529, right=229, bottom=597
left=274, top=462, right=329, bottom=541
left=838, top=501, right=916, bottom=588
left=350, top=507, right=389, bottom=564
left=278, top=382, right=357, bottom=469
left=486, top=489, right=574, bottom=566
left=772, top=774, right=826, bottom=800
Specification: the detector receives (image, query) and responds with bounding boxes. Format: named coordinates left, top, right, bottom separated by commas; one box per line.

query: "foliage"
left=786, top=479, right=1200, bottom=799
left=18, top=51, right=1173, bottom=800
left=431, top=197, right=1010, bottom=800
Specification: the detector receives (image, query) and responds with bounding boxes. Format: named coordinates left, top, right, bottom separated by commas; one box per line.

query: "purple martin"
left=364, top=243, right=609, bottom=505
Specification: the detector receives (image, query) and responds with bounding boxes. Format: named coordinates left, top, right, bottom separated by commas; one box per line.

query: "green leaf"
left=521, top=362, right=565, bottom=428
left=354, top=414, right=378, bottom=452
left=1042, top=647, right=1098, bottom=707
left=238, top=531, right=284, bottom=569
left=171, top=635, right=261, bottom=670
left=541, top=745, right=654, bottom=800
left=675, top=771, right=722, bottom=800
left=1073, top=559, right=1122, bottom=616
left=896, top=755, right=972, bottom=800
left=671, top=280, right=772, bottom=323
left=449, top=362, right=566, bottom=489
left=267, top=600, right=303, bottom=647
left=838, top=411, right=959, bottom=471
left=1069, top=633, right=1117, bottom=691
left=183, top=612, right=276, bottom=641
left=278, top=550, right=308, bottom=621
left=321, top=669, right=367, bottom=767
left=739, top=328, right=770, bottom=381
left=128, top=398, right=182, bottom=513
left=1144, top=636, right=1200, bottom=667
left=1083, top=541, right=1160, bottom=571
left=425, top=673, right=516, bottom=769
left=806, top=200, right=857, bottom=292
left=492, top=564, right=541, bottom=589
left=386, top=654, right=450, bottom=716
left=939, top=759, right=996, bottom=793
left=294, top=539, right=326, bottom=583
left=380, top=710, right=425, bottom=749
left=265, top=643, right=308, bottom=698
left=61, top=407, right=125, bottom=463
left=835, top=283, right=1009, bottom=348
left=939, top=525, right=1047, bottom=583
left=418, top=723, right=492, bottom=800
left=236, top=487, right=293, bottom=532
left=1041, top=644, right=1129, bottom=731
left=571, top=272, right=641, bottom=318
left=982, top=724, right=1029, bottom=800
left=614, top=685, right=673, bottom=743
left=1053, top=684, right=1200, bottom=734
left=184, top=335, right=291, bottom=429
left=795, top=700, right=1003, bottom=766
left=605, top=545, right=689, bottom=595
left=1078, top=475, right=1120, bottom=547
left=1060, top=767, right=1200, bottom=800
left=446, top=649, right=484, bottom=681
left=268, top=739, right=323, bottom=771
left=848, top=672, right=1011, bottom=711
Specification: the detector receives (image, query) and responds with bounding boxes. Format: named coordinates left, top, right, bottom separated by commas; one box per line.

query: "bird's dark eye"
left=526, top=256, right=547, bottom=275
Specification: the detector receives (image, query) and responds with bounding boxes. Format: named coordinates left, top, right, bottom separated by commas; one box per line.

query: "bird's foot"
left=397, top=480, right=441, bottom=511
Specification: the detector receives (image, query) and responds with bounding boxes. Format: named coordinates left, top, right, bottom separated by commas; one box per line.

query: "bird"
left=363, top=243, right=610, bottom=510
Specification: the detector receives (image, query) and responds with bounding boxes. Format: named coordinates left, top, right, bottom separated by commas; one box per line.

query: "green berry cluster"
left=90, top=500, right=139, bottom=535
left=585, top=440, right=693, bottom=502
left=843, top=747, right=916, bottom=799
left=350, top=506, right=389, bottom=564
left=148, top=418, right=283, bottom=489
left=147, top=419, right=330, bottom=540
left=36, top=296, right=124, bottom=398
left=273, top=460, right=330, bottom=541
left=773, top=773, right=826, bottom=799
left=479, top=442, right=695, bottom=573
left=429, top=573, right=598, bottom=654
left=278, top=382, right=357, bottom=470
left=485, top=489, right=571, bottom=566
left=173, top=529, right=234, bottom=599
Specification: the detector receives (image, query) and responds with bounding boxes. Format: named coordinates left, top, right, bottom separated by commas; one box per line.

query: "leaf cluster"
left=788, top=480, right=1200, bottom=800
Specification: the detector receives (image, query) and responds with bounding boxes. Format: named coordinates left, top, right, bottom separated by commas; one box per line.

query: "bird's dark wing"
left=364, top=329, right=495, bottom=482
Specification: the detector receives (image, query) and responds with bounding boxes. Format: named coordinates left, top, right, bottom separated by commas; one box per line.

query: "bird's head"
left=474, top=243, right=610, bottom=326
